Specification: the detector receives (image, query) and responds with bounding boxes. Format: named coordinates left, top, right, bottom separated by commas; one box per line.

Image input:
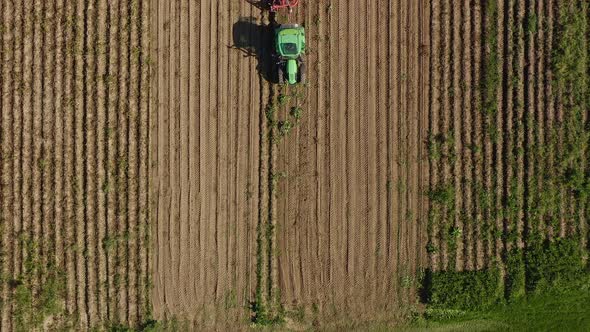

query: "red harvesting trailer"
left=270, top=0, right=299, bottom=12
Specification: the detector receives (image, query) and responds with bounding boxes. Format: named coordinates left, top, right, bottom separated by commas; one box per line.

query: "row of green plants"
left=424, top=236, right=586, bottom=310
left=252, top=84, right=306, bottom=327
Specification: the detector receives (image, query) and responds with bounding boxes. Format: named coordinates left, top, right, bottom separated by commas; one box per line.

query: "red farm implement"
left=270, top=0, right=299, bottom=12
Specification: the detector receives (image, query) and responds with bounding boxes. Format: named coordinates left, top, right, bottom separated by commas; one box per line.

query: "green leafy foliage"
left=416, top=275, right=590, bottom=331
left=525, top=238, right=585, bottom=293
left=425, top=268, right=502, bottom=310
left=504, top=247, right=525, bottom=301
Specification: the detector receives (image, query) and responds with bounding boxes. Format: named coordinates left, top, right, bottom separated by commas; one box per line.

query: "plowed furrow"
left=428, top=0, right=441, bottom=271
left=365, top=0, right=379, bottom=306
left=83, top=0, right=98, bottom=322
left=53, top=0, right=66, bottom=309
left=376, top=0, right=390, bottom=302
left=126, top=0, right=141, bottom=323
left=138, top=0, right=151, bottom=318
left=21, top=0, right=34, bottom=290
left=417, top=0, right=431, bottom=284
left=515, top=0, right=526, bottom=249
left=501, top=0, right=515, bottom=253
left=106, top=0, right=120, bottom=321
left=461, top=0, right=474, bottom=271
left=388, top=0, right=400, bottom=299
left=492, top=0, right=504, bottom=265
left=116, top=0, right=130, bottom=321
left=395, top=0, right=408, bottom=302
left=524, top=0, right=537, bottom=246
left=535, top=0, right=546, bottom=238
left=543, top=0, right=554, bottom=238
left=40, top=0, right=56, bottom=286
left=472, top=1, right=485, bottom=269
left=95, top=0, right=108, bottom=322
left=72, top=0, right=88, bottom=324
left=62, top=0, right=76, bottom=316
left=439, top=0, right=452, bottom=270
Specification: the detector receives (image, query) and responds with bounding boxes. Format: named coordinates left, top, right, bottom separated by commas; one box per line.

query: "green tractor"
left=274, top=24, right=306, bottom=85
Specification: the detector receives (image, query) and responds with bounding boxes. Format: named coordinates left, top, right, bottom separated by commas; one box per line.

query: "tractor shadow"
left=231, top=16, right=279, bottom=83
left=244, top=0, right=270, bottom=11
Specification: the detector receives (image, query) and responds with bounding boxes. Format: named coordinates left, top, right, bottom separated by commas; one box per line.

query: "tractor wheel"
left=277, top=65, right=285, bottom=85
left=298, top=62, right=306, bottom=84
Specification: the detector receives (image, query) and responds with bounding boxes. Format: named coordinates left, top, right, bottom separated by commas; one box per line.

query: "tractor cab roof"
left=275, top=25, right=305, bottom=58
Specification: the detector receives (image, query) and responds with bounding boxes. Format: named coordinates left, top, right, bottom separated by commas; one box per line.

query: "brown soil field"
left=2, top=0, right=587, bottom=330
left=150, top=0, right=430, bottom=328
left=149, top=0, right=265, bottom=328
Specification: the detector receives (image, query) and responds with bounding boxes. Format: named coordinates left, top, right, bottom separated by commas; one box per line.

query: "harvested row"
left=0, top=0, right=150, bottom=330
